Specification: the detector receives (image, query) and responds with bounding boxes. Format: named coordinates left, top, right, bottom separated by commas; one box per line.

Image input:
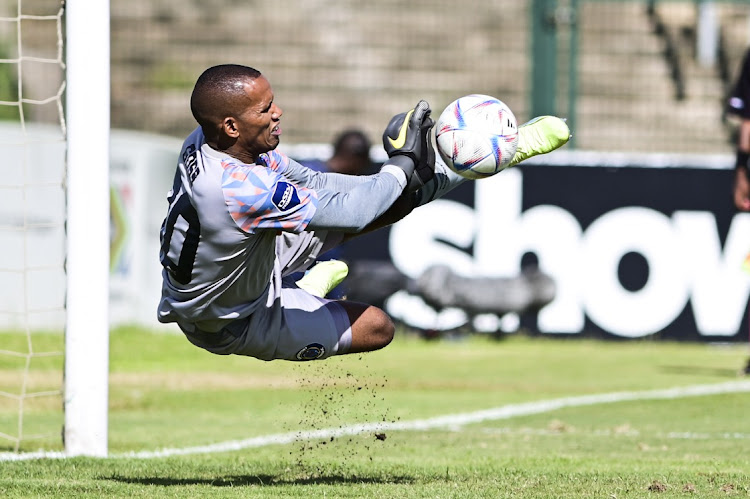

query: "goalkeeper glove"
left=382, top=100, right=436, bottom=191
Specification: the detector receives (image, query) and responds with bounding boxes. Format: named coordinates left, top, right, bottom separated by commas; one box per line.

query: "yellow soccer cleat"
left=508, top=116, right=571, bottom=168
left=296, top=260, right=349, bottom=298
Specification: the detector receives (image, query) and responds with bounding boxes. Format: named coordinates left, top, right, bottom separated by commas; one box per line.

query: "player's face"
left=234, top=76, right=283, bottom=159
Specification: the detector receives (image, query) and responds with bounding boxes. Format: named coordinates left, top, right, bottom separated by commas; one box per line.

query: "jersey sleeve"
left=220, top=158, right=318, bottom=234
left=267, top=149, right=383, bottom=193
left=260, top=149, right=292, bottom=173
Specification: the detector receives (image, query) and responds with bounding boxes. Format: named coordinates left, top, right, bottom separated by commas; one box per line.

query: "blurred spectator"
left=301, top=128, right=378, bottom=176
left=328, top=129, right=379, bottom=175
left=726, top=46, right=750, bottom=375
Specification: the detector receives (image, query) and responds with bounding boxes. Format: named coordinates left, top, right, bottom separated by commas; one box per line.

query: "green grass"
left=1, top=327, right=750, bottom=497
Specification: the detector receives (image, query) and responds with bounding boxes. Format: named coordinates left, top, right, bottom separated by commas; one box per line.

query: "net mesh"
left=0, top=0, right=66, bottom=452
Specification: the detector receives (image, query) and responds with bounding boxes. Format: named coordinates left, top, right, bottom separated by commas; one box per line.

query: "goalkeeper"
left=158, top=64, right=569, bottom=361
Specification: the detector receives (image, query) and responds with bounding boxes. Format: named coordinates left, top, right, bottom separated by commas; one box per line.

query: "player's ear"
left=222, top=117, right=239, bottom=138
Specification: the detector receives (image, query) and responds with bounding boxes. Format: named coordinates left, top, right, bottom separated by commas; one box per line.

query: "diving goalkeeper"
left=157, top=64, right=569, bottom=361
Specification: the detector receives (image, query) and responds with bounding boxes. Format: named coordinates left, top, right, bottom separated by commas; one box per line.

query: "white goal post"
left=63, top=0, right=110, bottom=457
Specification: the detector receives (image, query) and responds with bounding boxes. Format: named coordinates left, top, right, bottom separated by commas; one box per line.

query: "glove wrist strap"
left=383, top=154, right=416, bottom=178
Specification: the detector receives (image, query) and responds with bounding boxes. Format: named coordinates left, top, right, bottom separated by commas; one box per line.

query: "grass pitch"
left=1, top=326, right=750, bottom=497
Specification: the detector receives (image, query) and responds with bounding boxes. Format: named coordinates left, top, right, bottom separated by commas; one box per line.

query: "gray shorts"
left=182, top=283, right=353, bottom=361
left=180, top=230, right=352, bottom=361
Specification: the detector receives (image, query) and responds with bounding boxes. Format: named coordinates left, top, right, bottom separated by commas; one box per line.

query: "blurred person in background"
left=157, top=64, right=570, bottom=362
left=726, top=46, right=750, bottom=375
left=303, top=128, right=378, bottom=176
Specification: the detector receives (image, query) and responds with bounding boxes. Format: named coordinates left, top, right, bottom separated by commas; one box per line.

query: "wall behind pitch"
left=342, top=151, right=750, bottom=341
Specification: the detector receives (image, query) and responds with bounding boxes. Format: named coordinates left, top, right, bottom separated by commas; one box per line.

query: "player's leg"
left=415, top=115, right=571, bottom=208
left=288, top=267, right=396, bottom=355
left=189, top=284, right=391, bottom=361
left=275, top=230, right=343, bottom=277
left=295, top=259, right=349, bottom=297
left=336, top=300, right=395, bottom=354
left=288, top=259, right=395, bottom=354
left=507, top=116, right=571, bottom=167
left=265, top=231, right=391, bottom=357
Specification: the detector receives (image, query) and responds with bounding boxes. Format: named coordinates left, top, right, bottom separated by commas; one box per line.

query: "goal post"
left=63, top=0, right=110, bottom=457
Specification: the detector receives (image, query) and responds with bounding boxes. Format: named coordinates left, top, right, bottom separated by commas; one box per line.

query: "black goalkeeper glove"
left=382, top=100, right=436, bottom=191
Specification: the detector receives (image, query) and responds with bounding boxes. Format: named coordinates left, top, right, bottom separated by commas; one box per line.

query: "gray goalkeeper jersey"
left=158, top=127, right=405, bottom=333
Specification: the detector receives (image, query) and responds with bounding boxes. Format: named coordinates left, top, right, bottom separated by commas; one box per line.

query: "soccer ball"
left=435, top=94, right=519, bottom=179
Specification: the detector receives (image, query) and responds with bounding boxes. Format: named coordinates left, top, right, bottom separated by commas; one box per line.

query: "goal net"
left=0, top=0, right=110, bottom=456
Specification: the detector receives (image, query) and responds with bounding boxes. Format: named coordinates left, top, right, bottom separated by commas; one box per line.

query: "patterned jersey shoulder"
left=259, top=149, right=291, bottom=172
left=219, top=154, right=318, bottom=234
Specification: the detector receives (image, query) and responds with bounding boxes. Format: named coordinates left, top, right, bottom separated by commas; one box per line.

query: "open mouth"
left=271, top=124, right=281, bottom=136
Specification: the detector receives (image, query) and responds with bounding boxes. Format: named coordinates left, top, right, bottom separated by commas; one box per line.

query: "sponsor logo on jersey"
left=295, top=343, right=325, bottom=360
left=272, top=181, right=301, bottom=211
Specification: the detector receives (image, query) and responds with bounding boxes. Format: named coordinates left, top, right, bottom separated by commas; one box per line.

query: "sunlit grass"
left=1, top=326, right=749, bottom=497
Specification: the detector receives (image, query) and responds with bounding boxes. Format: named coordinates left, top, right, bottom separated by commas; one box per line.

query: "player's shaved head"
left=190, top=64, right=262, bottom=134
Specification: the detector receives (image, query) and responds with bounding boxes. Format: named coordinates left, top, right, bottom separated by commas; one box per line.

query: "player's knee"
left=361, top=308, right=394, bottom=351
left=345, top=303, right=395, bottom=353
left=372, top=312, right=395, bottom=349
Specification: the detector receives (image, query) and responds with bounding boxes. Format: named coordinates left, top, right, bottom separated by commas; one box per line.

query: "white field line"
left=2, top=380, right=749, bottom=462
left=480, top=427, right=750, bottom=440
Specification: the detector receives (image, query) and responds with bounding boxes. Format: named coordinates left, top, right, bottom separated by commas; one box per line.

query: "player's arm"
left=283, top=99, right=435, bottom=193
left=302, top=100, right=436, bottom=232
left=306, top=173, right=406, bottom=232
left=339, top=190, right=418, bottom=242
left=282, top=157, right=397, bottom=192
left=256, top=156, right=410, bottom=234
left=734, top=118, right=750, bottom=211
left=339, top=158, right=466, bottom=242
left=382, top=100, right=436, bottom=191
left=284, top=152, right=412, bottom=232
left=728, top=49, right=750, bottom=212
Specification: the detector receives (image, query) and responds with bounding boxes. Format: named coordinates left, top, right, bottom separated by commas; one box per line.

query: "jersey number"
left=160, top=192, right=201, bottom=285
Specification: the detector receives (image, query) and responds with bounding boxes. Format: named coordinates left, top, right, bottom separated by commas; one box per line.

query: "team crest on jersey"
left=296, top=343, right=325, bottom=360
left=272, top=181, right=301, bottom=211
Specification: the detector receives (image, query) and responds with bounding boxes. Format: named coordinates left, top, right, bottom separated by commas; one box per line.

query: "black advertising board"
left=341, top=152, right=750, bottom=341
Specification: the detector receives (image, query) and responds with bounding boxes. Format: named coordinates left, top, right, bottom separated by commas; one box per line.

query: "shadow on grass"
left=658, top=365, right=741, bottom=378
left=106, top=473, right=415, bottom=487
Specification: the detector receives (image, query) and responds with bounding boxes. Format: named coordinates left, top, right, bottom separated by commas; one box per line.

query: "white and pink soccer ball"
left=435, top=94, right=519, bottom=179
